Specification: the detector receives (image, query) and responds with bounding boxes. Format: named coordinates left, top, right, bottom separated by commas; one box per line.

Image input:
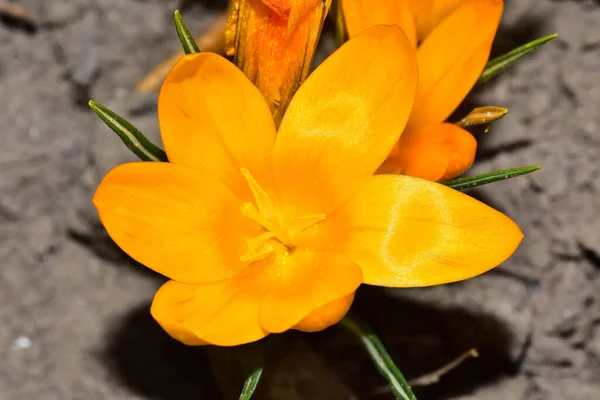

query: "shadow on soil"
left=99, top=285, right=516, bottom=400
left=68, top=214, right=159, bottom=279
left=100, top=303, right=222, bottom=400
left=313, top=287, right=518, bottom=400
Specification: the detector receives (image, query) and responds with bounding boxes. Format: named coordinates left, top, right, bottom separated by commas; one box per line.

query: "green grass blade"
left=340, top=316, right=417, bottom=400
left=238, top=338, right=279, bottom=400
left=478, top=34, right=557, bottom=85
left=333, top=0, right=348, bottom=48
left=443, top=166, right=541, bottom=190
left=238, top=365, right=263, bottom=400
left=174, top=10, right=200, bottom=54
left=89, top=100, right=168, bottom=162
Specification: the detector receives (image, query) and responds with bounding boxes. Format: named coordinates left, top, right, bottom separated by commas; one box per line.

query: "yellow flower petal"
left=271, top=25, right=418, bottom=216
left=377, top=123, right=477, bottom=181
left=407, top=0, right=503, bottom=130
left=93, top=162, right=259, bottom=284
left=342, top=0, right=417, bottom=48
left=151, top=260, right=272, bottom=346
left=151, top=250, right=360, bottom=345
left=408, top=0, right=464, bottom=41
left=158, top=53, right=277, bottom=202
left=293, top=292, right=355, bottom=332
left=439, top=126, right=478, bottom=181
left=378, top=125, right=449, bottom=181
left=297, top=175, right=522, bottom=287
left=259, top=251, right=362, bottom=333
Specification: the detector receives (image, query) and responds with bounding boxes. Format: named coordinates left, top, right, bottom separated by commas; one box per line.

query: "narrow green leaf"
left=174, top=10, right=200, bottom=54
left=89, top=100, right=168, bottom=162
left=478, top=34, right=557, bottom=85
left=239, top=365, right=263, bottom=400
left=443, top=166, right=541, bottom=190
left=340, top=316, right=417, bottom=400
left=333, top=0, right=348, bottom=48
left=238, top=338, right=278, bottom=400
left=455, top=106, right=508, bottom=128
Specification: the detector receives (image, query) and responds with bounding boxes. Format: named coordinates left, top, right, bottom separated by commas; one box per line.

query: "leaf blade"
left=340, top=316, right=417, bottom=400
left=89, top=100, right=168, bottom=162
left=443, top=166, right=541, bottom=190
left=238, top=337, right=279, bottom=400
left=333, top=0, right=348, bottom=48
left=174, top=10, right=200, bottom=54
left=238, top=365, right=263, bottom=400
left=478, top=34, right=557, bottom=85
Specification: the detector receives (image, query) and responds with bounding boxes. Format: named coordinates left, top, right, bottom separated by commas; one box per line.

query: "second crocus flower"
left=342, top=0, right=504, bottom=181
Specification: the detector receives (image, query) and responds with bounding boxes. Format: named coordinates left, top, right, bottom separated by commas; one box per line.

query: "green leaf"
left=443, top=166, right=541, bottom=190
left=238, top=337, right=279, bottom=400
left=174, top=10, right=200, bottom=54
left=239, top=365, right=263, bottom=400
left=89, top=100, right=168, bottom=162
left=333, top=0, right=348, bottom=48
left=478, top=34, right=557, bottom=85
left=340, top=316, right=417, bottom=400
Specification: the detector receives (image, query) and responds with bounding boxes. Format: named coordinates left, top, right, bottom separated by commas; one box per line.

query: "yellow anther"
left=240, top=202, right=273, bottom=231
left=240, top=168, right=279, bottom=223
left=239, top=167, right=327, bottom=259
left=240, top=231, right=279, bottom=262
left=285, top=213, right=326, bottom=239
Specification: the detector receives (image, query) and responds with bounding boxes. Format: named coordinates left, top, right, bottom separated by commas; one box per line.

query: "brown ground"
left=1, top=0, right=599, bottom=399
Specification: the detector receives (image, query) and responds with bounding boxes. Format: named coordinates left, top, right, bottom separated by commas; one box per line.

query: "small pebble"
left=11, top=336, right=32, bottom=351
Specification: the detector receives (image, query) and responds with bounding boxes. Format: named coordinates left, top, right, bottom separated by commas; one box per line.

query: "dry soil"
left=1, top=0, right=600, bottom=399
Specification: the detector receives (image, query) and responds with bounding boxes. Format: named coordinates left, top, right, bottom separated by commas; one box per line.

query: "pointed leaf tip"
left=478, top=34, right=558, bottom=85
left=89, top=100, right=168, bottom=162
left=333, top=0, right=349, bottom=48
left=174, top=10, right=200, bottom=54
left=239, top=366, right=263, bottom=400
left=443, top=165, right=541, bottom=190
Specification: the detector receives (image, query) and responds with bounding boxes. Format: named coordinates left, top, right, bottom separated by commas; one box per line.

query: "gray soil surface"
left=1, top=0, right=600, bottom=399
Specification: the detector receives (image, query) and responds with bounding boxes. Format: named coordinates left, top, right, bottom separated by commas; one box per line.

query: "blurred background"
left=1, top=0, right=599, bottom=399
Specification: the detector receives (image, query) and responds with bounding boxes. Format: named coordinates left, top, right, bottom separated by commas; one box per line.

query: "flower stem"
left=339, top=316, right=417, bottom=400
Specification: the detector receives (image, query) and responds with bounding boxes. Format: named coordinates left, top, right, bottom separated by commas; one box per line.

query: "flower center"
left=240, top=168, right=325, bottom=262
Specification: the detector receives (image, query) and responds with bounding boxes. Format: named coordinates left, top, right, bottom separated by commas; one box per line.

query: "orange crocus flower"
left=93, top=26, right=522, bottom=346
left=342, top=0, right=504, bottom=181
left=226, top=0, right=330, bottom=125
